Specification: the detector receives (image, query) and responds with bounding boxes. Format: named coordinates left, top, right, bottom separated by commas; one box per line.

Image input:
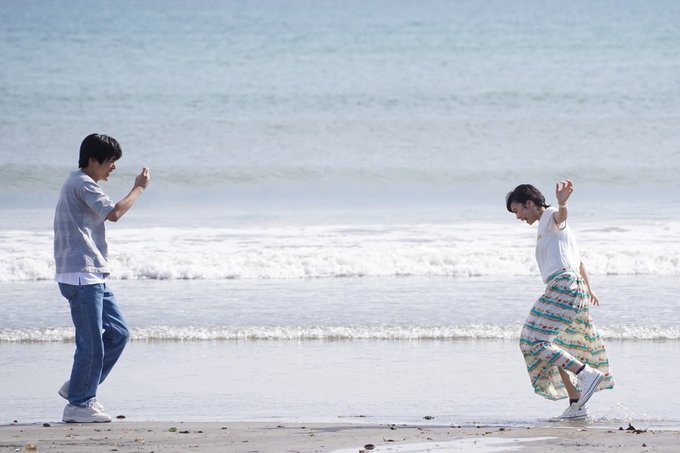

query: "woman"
left=506, top=180, right=614, bottom=420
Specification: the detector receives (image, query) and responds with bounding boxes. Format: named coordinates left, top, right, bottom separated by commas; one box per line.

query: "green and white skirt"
left=519, top=269, right=615, bottom=400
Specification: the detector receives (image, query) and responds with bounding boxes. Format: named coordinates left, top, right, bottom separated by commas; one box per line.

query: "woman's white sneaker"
left=63, top=400, right=112, bottom=423
left=552, top=403, right=589, bottom=421
left=576, top=365, right=604, bottom=407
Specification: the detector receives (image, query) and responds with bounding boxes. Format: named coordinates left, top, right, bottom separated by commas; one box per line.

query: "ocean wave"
left=2, top=324, right=679, bottom=343
left=1, top=223, right=679, bottom=281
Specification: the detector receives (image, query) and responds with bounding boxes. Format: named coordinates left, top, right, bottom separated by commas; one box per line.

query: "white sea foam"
left=2, top=324, right=679, bottom=343
left=1, top=221, right=679, bottom=282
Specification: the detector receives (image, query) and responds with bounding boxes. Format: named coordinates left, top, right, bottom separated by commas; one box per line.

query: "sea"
left=1, top=0, right=679, bottom=429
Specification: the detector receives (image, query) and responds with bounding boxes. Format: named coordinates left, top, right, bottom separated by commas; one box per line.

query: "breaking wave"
left=2, top=324, right=679, bottom=343
left=1, top=222, right=679, bottom=281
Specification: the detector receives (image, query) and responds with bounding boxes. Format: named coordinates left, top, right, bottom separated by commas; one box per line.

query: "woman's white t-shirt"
left=535, top=206, right=581, bottom=283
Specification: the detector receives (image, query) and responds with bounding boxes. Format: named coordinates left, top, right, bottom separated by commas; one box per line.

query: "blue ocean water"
left=1, top=0, right=679, bottom=218
left=1, top=0, right=680, bottom=427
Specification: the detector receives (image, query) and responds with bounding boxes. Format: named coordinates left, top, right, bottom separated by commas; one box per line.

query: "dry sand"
left=1, top=420, right=679, bottom=452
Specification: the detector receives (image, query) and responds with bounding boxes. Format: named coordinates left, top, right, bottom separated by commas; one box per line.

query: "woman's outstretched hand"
left=555, top=179, right=573, bottom=206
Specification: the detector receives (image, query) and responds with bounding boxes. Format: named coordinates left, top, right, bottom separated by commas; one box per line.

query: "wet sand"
left=2, top=421, right=678, bottom=452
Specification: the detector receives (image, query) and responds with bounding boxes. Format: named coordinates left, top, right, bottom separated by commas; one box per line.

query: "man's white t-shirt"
left=56, top=272, right=106, bottom=285
left=535, top=206, right=581, bottom=283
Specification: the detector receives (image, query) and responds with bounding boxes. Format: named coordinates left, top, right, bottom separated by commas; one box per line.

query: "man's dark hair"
left=78, top=134, right=123, bottom=168
left=506, top=184, right=549, bottom=212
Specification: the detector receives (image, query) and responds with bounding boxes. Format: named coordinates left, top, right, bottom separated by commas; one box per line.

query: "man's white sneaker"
left=576, top=365, right=604, bottom=408
left=58, top=380, right=69, bottom=399
left=58, top=380, right=105, bottom=411
left=551, top=403, right=589, bottom=421
left=63, top=400, right=112, bottom=423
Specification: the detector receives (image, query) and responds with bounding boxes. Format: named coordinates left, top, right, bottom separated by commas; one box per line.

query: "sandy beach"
left=3, top=1, right=680, bottom=452
left=2, top=421, right=678, bottom=452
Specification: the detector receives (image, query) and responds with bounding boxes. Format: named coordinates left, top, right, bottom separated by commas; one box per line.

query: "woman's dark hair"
left=506, top=184, right=549, bottom=212
left=78, top=134, right=122, bottom=168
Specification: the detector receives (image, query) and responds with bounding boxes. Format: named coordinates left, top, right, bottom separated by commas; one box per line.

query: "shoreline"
left=2, top=421, right=679, bottom=452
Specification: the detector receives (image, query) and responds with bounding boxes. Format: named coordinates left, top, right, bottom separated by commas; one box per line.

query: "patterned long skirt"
left=519, top=269, right=615, bottom=400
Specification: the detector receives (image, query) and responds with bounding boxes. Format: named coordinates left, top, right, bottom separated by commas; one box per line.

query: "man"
left=54, top=133, right=150, bottom=423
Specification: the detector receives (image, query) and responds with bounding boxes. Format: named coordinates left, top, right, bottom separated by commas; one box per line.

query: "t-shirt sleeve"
left=543, top=207, right=566, bottom=233
left=78, top=180, right=116, bottom=221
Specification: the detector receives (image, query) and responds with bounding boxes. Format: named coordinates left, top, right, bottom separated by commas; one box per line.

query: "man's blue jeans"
left=58, top=282, right=129, bottom=406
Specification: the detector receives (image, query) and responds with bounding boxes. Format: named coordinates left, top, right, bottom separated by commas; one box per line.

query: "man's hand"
left=107, top=167, right=151, bottom=222
left=135, top=167, right=151, bottom=190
